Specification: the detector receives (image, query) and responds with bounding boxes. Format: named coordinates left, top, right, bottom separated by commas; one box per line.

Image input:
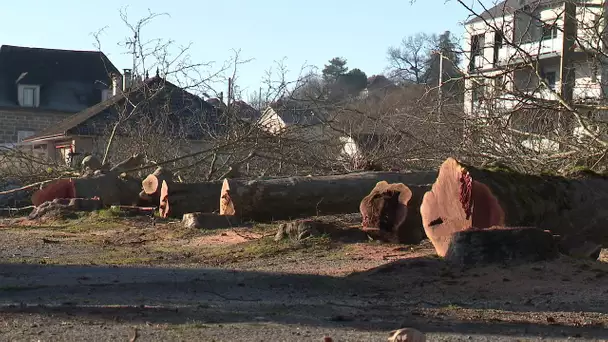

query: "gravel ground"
left=0, top=215, right=607, bottom=341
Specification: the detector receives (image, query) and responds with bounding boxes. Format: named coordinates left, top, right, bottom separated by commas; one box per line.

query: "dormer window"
left=18, top=84, right=40, bottom=107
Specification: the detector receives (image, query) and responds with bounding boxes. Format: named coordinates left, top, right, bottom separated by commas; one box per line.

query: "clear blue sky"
left=0, top=0, right=481, bottom=99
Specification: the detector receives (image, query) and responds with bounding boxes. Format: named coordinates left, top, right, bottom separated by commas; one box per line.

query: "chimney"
left=122, top=69, right=132, bottom=90
left=111, top=73, right=120, bottom=96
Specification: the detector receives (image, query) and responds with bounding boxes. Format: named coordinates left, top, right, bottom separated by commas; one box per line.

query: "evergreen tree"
left=322, top=57, right=349, bottom=83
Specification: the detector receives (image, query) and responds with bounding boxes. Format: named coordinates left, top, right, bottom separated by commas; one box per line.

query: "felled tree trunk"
left=220, top=171, right=437, bottom=222
left=31, top=154, right=146, bottom=208
left=159, top=180, right=223, bottom=218
left=359, top=181, right=429, bottom=244
left=420, top=157, right=608, bottom=257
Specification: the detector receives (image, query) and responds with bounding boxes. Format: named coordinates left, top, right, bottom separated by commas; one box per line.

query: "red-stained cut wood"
left=219, top=171, right=437, bottom=222
left=31, top=179, right=76, bottom=207
left=359, top=181, right=428, bottom=244
left=420, top=157, right=608, bottom=257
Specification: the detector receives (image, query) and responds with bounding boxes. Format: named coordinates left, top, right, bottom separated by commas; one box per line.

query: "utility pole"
left=558, top=1, right=576, bottom=149
left=432, top=49, right=444, bottom=122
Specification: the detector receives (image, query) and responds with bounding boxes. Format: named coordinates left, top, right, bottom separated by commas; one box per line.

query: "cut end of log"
left=31, top=179, right=76, bottom=207
left=142, top=167, right=173, bottom=196
left=420, top=158, right=505, bottom=256
left=142, top=174, right=161, bottom=196
left=219, top=178, right=235, bottom=216
left=360, top=181, right=421, bottom=243
left=159, top=180, right=170, bottom=218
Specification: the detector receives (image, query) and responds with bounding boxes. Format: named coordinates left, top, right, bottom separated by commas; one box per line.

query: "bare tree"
left=387, top=33, right=436, bottom=84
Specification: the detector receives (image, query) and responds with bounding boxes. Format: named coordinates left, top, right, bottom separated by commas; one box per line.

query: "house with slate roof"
left=0, top=45, right=121, bottom=147
left=23, top=72, right=222, bottom=164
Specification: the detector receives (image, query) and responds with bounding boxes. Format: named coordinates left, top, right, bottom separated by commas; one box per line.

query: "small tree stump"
left=182, top=212, right=242, bottom=229
left=359, top=181, right=428, bottom=244
left=274, top=220, right=327, bottom=242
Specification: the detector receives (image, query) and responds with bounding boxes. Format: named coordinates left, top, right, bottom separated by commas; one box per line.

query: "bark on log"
left=159, top=180, right=223, bottom=218
left=444, top=227, right=559, bottom=265
left=31, top=173, right=142, bottom=208
left=420, top=157, right=608, bottom=257
left=109, top=153, right=145, bottom=172
left=32, top=154, right=146, bottom=207
left=359, top=181, right=429, bottom=244
left=219, top=171, right=437, bottom=222
left=142, top=167, right=173, bottom=196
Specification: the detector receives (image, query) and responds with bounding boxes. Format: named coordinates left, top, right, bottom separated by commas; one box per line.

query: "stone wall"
left=0, top=108, right=73, bottom=144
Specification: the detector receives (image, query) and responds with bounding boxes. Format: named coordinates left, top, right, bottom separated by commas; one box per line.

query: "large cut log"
left=359, top=181, right=429, bottom=244
left=219, top=171, right=437, bottom=222
left=420, top=157, right=608, bottom=257
left=159, top=180, right=223, bottom=218
left=142, top=167, right=173, bottom=196
left=32, top=179, right=76, bottom=207
left=31, top=154, right=146, bottom=207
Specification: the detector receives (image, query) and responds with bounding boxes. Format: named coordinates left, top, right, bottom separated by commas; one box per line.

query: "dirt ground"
left=0, top=211, right=607, bottom=341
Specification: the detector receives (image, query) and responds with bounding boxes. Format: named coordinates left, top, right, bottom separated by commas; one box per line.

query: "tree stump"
left=359, top=181, right=428, bottom=244
left=182, top=212, right=242, bottom=229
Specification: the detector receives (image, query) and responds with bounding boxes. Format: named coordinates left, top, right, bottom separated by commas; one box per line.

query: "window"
left=101, top=89, right=112, bottom=101
left=494, top=74, right=506, bottom=95
left=493, top=31, right=503, bottom=65
left=18, top=84, right=40, bottom=107
left=542, top=71, right=557, bottom=90
left=469, top=34, right=485, bottom=71
left=542, top=24, right=558, bottom=41
left=17, top=130, right=35, bottom=143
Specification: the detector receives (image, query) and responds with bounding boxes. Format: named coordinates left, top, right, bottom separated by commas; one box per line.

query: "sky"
left=0, top=0, right=482, bottom=100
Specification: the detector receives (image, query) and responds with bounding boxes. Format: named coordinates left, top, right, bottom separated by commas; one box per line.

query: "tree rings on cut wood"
left=420, top=158, right=505, bottom=257
left=359, top=181, right=426, bottom=244
left=142, top=167, right=173, bottom=196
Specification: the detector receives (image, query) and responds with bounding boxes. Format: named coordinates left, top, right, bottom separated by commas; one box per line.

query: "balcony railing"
left=496, top=36, right=561, bottom=65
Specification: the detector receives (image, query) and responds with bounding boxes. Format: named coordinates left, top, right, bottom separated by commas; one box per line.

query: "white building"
left=463, top=0, right=606, bottom=117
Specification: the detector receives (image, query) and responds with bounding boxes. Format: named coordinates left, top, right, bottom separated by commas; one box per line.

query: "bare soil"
left=0, top=212, right=607, bottom=341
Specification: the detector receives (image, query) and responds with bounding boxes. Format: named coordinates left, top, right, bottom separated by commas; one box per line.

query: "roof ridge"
left=0, top=44, right=104, bottom=54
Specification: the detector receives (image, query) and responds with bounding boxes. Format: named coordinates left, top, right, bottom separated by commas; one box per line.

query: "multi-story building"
left=463, top=0, right=605, bottom=118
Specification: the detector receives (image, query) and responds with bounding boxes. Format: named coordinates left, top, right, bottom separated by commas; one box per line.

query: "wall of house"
left=0, top=80, right=108, bottom=112
left=257, top=108, right=286, bottom=134
left=574, top=60, right=602, bottom=99
left=0, top=109, right=72, bottom=144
